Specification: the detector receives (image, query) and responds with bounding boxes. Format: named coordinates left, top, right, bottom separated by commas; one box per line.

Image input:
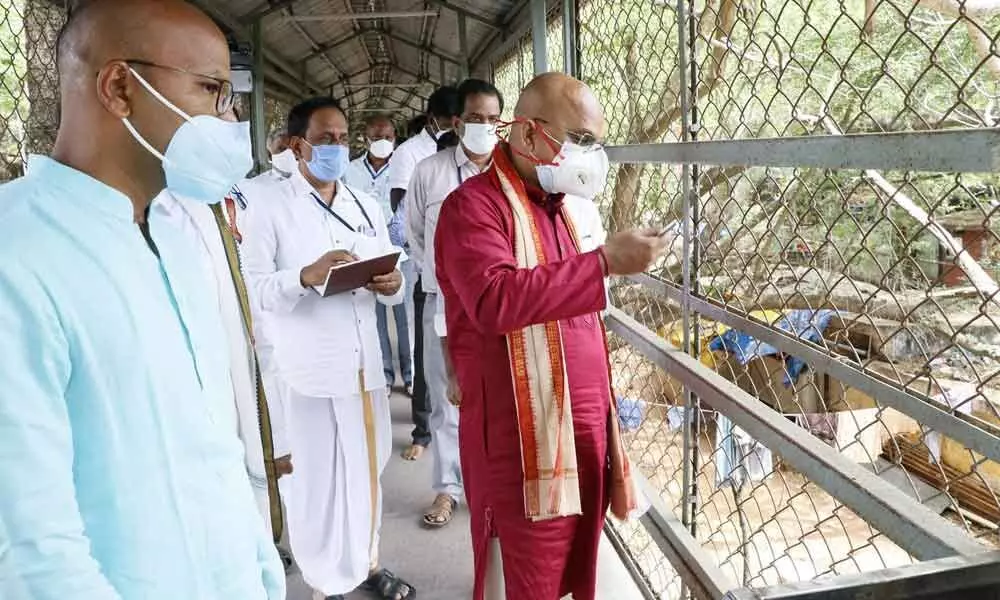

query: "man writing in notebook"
left=240, top=97, right=414, bottom=600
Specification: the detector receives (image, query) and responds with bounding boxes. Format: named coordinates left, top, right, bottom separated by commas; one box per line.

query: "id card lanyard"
left=311, top=185, right=376, bottom=237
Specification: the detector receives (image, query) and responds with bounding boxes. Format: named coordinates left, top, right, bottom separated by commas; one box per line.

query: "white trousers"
left=283, top=382, right=392, bottom=596
left=423, top=293, right=463, bottom=500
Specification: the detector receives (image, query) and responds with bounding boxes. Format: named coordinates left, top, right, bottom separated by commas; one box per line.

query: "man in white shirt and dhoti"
left=241, top=96, right=415, bottom=600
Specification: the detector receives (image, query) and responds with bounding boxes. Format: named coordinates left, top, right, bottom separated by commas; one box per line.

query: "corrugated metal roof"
left=195, top=0, right=525, bottom=121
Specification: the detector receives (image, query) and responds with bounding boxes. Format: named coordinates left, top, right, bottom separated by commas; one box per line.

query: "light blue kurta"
left=0, top=156, right=284, bottom=600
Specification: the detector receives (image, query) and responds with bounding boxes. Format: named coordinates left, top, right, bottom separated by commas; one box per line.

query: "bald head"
left=59, top=0, right=227, bottom=83
left=514, top=72, right=605, bottom=136
left=508, top=72, right=607, bottom=185
left=53, top=0, right=233, bottom=212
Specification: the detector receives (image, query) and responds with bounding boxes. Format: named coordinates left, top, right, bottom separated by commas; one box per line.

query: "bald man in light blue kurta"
left=0, top=156, right=284, bottom=599
left=0, top=0, right=284, bottom=596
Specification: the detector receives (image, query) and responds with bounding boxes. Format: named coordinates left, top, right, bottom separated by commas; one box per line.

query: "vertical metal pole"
left=458, top=14, right=470, bottom=80
left=300, top=61, right=309, bottom=99
left=251, top=18, right=268, bottom=174
left=561, top=0, right=578, bottom=77
left=687, top=0, right=702, bottom=545
left=531, top=0, right=548, bottom=74
left=676, top=0, right=697, bottom=538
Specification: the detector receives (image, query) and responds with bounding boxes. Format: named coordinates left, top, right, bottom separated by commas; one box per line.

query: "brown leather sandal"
left=421, top=493, right=457, bottom=528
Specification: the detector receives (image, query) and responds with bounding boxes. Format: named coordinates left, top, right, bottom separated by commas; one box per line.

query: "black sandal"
left=362, top=568, right=416, bottom=600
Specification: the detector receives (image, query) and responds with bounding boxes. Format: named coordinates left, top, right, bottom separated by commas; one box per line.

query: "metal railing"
left=493, top=0, right=1000, bottom=598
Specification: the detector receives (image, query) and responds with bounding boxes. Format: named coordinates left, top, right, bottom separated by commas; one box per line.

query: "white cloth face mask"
left=368, top=139, right=395, bottom=159
left=461, top=123, right=498, bottom=156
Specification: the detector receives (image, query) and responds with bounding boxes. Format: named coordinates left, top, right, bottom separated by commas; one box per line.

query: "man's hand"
left=446, top=372, right=462, bottom=407
left=366, top=269, right=403, bottom=296
left=602, top=228, right=669, bottom=276
left=300, top=250, right=358, bottom=288
left=274, top=455, right=293, bottom=478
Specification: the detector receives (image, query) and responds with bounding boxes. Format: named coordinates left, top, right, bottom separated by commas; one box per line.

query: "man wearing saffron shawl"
left=434, top=72, right=667, bottom=600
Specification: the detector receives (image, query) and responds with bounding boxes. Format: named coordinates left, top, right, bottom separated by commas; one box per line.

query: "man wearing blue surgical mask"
left=240, top=97, right=414, bottom=600
left=0, top=1, right=283, bottom=599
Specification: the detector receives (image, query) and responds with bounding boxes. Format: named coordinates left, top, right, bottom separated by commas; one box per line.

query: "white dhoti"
left=283, top=379, right=392, bottom=596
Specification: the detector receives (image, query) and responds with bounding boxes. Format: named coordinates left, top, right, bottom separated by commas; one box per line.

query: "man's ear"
left=97, top=61, right=134, bottom=119
left=290, top=137, right=308, bottom=161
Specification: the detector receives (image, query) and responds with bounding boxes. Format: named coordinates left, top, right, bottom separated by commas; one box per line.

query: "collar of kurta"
left=28, top=154, right=137, bottom=223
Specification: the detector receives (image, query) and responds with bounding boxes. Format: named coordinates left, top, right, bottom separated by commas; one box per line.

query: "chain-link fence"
left=492, top=0, right=1000, bottom=597
left=0, top=0, right=63, bottom=182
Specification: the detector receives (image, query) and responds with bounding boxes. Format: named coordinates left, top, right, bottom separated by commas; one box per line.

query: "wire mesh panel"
left=0, top=0, right=63, bottom=182
left=491, top=0, right=1000, bottom=597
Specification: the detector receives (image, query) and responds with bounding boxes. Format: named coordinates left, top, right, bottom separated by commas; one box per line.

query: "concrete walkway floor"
left=285, top=391, right=646, bottom=600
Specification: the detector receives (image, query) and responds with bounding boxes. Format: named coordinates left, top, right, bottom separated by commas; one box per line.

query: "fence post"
left=531, top=0, right=547, bottom=74
left=676, top=0, right=702, bottom=544
left=561, top=0, right=578, bottom=77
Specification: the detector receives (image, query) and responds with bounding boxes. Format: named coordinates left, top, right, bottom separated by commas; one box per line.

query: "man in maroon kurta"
left=435, top=73, right=666, bottom=600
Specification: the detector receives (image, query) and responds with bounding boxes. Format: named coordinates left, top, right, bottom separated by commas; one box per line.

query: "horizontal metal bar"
left=286, top=11, right=438, bottom=22
left=344, top=82, right=426, bottom=89
left=603, top=523, right=660, bottom=600
left=626, top=273, right=1000, bottom=466
left=744, top=550, right=1000, bottom=599
left=604, top=128, right=1000, bottom=173
left=606, top=306, right=985, bottom=560
left=634, top=475, right=739, bottom=600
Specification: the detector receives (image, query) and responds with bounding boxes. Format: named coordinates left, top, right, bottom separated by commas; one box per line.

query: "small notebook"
left=314, top=251, right=401, bottom=297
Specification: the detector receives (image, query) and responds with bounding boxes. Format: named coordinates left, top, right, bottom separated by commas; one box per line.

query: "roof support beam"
left=458, top=14, right=470, bottom=79
left=188, top=0, right=324, bottom=94
left=300, top=32, right=366, bottom=63
left=379, top=30, right=463, bottom=66
left=286, top=11, right=438, bottom=22
left=240, top=0, right=297, bottom=23
left=422, top=0, right=502, bottom=30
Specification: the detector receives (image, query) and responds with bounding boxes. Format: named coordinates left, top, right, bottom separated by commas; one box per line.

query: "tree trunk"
left=24, top=0, right=64, bottom=159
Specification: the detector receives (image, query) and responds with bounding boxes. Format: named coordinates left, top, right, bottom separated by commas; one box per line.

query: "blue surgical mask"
left=303, top=141, right=349, bottom=183
left=122, top=68, right=252, bottom=205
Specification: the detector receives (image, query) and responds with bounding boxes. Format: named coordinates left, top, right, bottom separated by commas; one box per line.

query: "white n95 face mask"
left=461, top=123, right=498, bottom=156
left=536, top=142, right=610, bottom=199
left=270, top=148, right=298, bottom=175
left=368, top=138, right=395, bottom=159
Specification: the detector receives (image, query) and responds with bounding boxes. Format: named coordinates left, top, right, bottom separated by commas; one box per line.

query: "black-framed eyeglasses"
left=125, top=59, right=235, bottom=115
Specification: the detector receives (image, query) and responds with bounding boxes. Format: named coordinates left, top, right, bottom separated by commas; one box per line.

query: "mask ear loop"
left=498, top=117, right=567, bottom=166
left=128, top=67, right=195, bottom=123
left=121, top=66, right=198, bottom=165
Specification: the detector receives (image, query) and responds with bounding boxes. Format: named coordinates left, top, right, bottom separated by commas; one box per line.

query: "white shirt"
left=433, top=194, right=609, bottom=337
left=387, top=128, right=438, bottom=193
left=344, top=155, right=393, bottom=221
left=407, top=144, right=487, bottom=294
left=241, top=169, right=404, bottom=398
left=150, top=190, right=277, bottom=530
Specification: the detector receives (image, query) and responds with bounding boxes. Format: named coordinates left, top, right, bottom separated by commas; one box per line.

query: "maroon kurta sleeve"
left=435, top=181, right=607, bottom=336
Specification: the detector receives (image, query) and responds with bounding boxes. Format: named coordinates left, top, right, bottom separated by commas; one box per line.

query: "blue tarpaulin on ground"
left=707, top=309, right=838, bottom=386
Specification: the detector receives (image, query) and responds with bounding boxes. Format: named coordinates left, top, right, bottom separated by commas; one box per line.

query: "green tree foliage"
left=493, top=0, right=1000, bottom=290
